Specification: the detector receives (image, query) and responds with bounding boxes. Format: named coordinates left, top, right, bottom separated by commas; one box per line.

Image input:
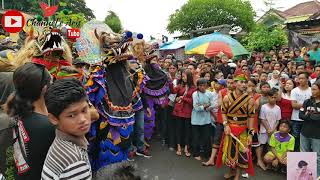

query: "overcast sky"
left=85, top=0, right=310, bottom=38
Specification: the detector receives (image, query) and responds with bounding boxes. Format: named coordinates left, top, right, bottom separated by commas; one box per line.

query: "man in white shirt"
left=291, top=72, right=312, bottom=151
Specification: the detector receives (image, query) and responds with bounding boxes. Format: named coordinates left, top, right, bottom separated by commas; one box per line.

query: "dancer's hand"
left=146, top=108, right=152, bottom=118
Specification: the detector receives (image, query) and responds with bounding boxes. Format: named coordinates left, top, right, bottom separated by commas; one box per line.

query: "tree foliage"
left=58, top=0, right=95, bottom=20
left=4, top=0, right=42, bottom=15
left=4, top=0, right=95, bottom=20
left=241, top=24, right=288, bottom=52
left=104, top=11, right=122, bottom=33
left=167, top=0, right=255, bottom=35
left=55, top=11, right=87, bottom=28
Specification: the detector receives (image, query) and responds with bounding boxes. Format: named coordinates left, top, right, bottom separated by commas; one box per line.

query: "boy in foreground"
left=41, top=78, right=92, bottom=179
left=264, top=120, right=295, bottom=173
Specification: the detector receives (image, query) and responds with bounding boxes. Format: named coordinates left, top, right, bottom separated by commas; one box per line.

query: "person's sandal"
left=202, top=161, right=215, bottom=166
left=176, top=150, right=182, bottom=156
left=223, top=172, right=236, bottom=179
left=185, top=151, right=191, bottom=157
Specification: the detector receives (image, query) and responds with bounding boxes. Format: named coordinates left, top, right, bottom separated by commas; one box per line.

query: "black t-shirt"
left=16, top=112, right=55, bottom=180
left=299, top=99, right=320, bottom=139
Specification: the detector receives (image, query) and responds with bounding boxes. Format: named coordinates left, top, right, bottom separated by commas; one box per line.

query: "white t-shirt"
left=259, top=104, right=281, bottom=133
left=291, top=87, right=312, bottom=121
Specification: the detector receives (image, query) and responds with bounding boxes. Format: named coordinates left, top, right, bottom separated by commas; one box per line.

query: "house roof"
left=256, top=9, right=286, bottom=23
left=273, top=9, right=287, bottom=19
left=282, top=0, right=320, bottom=18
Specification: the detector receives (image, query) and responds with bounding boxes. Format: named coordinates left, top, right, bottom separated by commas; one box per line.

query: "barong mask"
left=36, top=28, right=64, bottom=57
left=94, top=29, right=133, bottom=65
left=14, top=26, right=72, bottom=67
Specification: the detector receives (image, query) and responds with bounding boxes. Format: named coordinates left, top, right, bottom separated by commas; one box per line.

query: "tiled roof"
left=282, top=0, right=320, bottom=18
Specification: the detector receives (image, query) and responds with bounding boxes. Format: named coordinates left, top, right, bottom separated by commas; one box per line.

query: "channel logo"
left=1, top=10, right=25, bottom=33
left=67, top=28, right=80, bottom=39
left=4, top=16, right=22, bottom=27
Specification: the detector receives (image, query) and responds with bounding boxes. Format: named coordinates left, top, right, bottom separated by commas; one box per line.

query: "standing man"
left=308, top=41, right=320, bottom=66
left=291, top=72, right=312, bottom=151
left=216, top=74, right=255, bottom=180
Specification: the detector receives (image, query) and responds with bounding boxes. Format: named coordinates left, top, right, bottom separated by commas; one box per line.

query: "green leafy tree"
left=241, top=24, right=288, bottom=52
left=58, top=0, right=95, bottom=20
left=104, top=11, right=122, bottom=33
left=4, top=0, right=42, bottom=15
left=167, top=0, right=255, bottom=35
left=3, top=0, right=94, bottom=20
left=55, top=11, right=87, bottom=28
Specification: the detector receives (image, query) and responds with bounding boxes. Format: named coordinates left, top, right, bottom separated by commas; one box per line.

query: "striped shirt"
left=41, top=129, right=92, bottom=180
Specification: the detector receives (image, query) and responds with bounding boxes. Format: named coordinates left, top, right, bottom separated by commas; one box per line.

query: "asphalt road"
left=134, top=140, right=286, bottom=180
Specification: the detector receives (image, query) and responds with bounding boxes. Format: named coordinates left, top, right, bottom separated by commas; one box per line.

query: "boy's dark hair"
left=278, top=120, right=291, bottom=130
left=188, top=62, right=197, bottom=69
left=298, top=160, right=308, bottom=168
left=176, top=60, right=182, bottom=65
left=227, top=74, right=234, bottom=80
left=298, top=71, right=310, bottom=79
left=267, top=88, right=278, bottom=97
left=45, top=78, right=87, bottom=118
left=249, top=78, right=257, bottom=86
left=197, top=78, right=208, bottom=86
left=260, top=81, right=270, bottom=89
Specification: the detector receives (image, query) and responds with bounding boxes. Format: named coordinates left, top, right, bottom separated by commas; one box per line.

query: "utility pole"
left=2, top=0, right=4, bottom=9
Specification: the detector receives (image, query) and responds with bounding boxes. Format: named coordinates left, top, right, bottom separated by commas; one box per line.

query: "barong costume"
left=86, top=30, right=145, bottom=171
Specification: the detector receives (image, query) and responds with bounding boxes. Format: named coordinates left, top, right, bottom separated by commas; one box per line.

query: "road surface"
left=134, top=140, right=286, bottom=180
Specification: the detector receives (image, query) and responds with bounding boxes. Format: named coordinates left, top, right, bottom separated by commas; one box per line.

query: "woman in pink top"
left=278, top=79, right=296, bottom=120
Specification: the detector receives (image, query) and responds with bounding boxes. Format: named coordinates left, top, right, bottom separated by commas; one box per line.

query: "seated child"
left=41, top=78, right=92, bottom=179
left=263, top=120, right=295, bottom=172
